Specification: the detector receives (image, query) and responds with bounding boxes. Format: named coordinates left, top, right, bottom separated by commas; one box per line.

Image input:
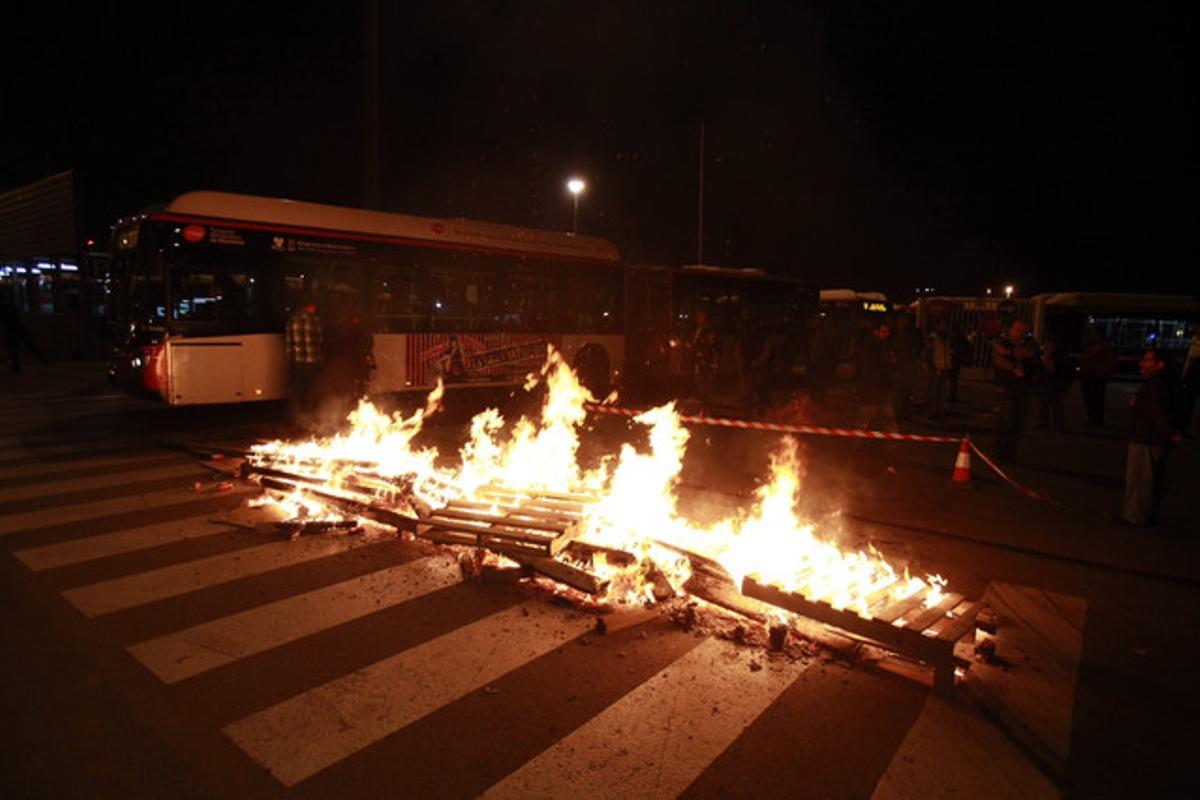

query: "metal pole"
left=572, top=194, right=579, bottom=234
left=697, top=121, right=705, bottom=265
left=365, top=0, right=381, bottom=210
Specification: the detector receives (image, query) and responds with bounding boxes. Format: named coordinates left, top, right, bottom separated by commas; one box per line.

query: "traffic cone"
left=951, top=437, right=972, bottom=486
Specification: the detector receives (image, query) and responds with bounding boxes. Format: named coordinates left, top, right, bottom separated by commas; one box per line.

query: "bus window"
left=374, top=260, right=426, bottom=332
left=170, top=267, right=258, bottom=322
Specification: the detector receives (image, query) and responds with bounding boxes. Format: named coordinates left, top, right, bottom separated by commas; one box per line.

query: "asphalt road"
left=1, top=362, right=1194, bottom=798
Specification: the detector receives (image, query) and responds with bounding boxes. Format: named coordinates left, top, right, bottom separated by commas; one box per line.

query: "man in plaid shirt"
left=286, top=298, right=325, bottom=425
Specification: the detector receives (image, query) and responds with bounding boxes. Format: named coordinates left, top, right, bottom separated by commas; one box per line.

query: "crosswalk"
left=0, top=387, right=1059, bottom=798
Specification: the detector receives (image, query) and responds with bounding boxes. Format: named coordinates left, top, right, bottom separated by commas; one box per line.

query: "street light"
left=1004, top=285, right=1015, bottom=299
left=566, top=177, right=585, bottom=234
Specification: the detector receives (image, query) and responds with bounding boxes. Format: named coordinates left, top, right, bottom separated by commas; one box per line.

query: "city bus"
left=107, top=191, right=625, bottom=405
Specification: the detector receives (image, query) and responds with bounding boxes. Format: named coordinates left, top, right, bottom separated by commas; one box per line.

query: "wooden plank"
left=417, top=529, right=551, bottom=557
left=861, top=580, right=902, bottom=615
left=427, top=513, right=566, bottom=537
left=507, top=553, right=607, bottom=594
left=478, top=486, right=597, bottom=506
left=935, top=601, right=982, bottom=643
left=447, top=498, right=581, bottom=525
left=431, top=505, right=571, bottom=534
left=874, top=590, right=930, bottom=624
left=899, top=592, right=963, bottom=633
left=420, top=522, right=555, bottom=549
left=257, top=476, right=414, bottom=531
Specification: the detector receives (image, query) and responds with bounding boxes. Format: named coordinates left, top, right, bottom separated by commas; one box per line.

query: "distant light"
left=31, top=268, right=41, bottom=275
left=37, top=261, right=53, bottom=270
left=1004, top=285, right=1015, bottom=299
left=986, top=288, right=993, bottom=295
left=86, top=239, right=95, bottom=247
left=434, top=300, right=443, bottom=310
left=60, top=263, right=79, bottom=272
left=567, top=178, right=586, bottom=195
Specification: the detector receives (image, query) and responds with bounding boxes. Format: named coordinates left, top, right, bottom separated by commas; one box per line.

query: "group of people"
left=989, top=318, right=1194, bottom=526
left=850, top=316, right=971, bottom=431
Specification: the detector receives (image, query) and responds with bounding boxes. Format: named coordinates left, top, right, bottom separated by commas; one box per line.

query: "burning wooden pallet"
left=415, top=486, right=610, bottom=594
left=742, top=575, right=980, bottom=695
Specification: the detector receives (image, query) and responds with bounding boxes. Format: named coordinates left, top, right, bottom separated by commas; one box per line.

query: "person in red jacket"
left=1122, top=348, right=1183, bottom=525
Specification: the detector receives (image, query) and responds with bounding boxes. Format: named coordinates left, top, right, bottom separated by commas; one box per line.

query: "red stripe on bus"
left=146, top=212, right=622, bottom=267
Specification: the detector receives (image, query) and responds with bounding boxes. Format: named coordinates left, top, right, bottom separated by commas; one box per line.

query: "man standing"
left=856, top=320, right=897, bottom=433
left=991, top=320, right=1038, bottom=464
left=688, top=308, right=719, bottom=409
left=924, top=319, right=954, bottom=421
left=1, top=295, right=49, bottom=373
left=892, top=315, right=923, bottom=421
left=1123, top=348, right=1182, bottom=525
left=1036, top=335, right=1072, bottom=432
left=285, top=297, right=325, bottom=426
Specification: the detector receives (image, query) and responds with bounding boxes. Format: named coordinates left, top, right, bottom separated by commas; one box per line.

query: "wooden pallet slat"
left=874, top=590, right=930, bottom=624
left=898, top=592, right=963, bottom=633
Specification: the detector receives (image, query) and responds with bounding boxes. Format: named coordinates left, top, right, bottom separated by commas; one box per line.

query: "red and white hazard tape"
left=966, top=440, right=1064, bottom=507
left=585, top=403, right=1065, bottom=506
left=584, top=403, right=962, bottom=443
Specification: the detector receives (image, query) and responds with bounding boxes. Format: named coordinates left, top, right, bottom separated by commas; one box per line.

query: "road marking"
left=0, top=484, right=259, bottom=536
left=870, top=695, right=1059, bottom=800
left=224, top=601, right=592, bottom=787
left=13, top=507, right=264, bottom=571
left=0, top=462, right=207, bottom=503
left=0, top=450, right=181, bottom=481
left=61, top=532, right=376, bottom=617
left=482, top=637, right=811, bottom=800
left=128, top=555, right=463, bottom=683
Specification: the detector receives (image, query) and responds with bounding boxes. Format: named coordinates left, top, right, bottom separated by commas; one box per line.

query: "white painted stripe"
left=0, top=484, right=259, bottom=536
left=483, top=638, right=811, bottom=800
left=224, top=601, right=592, bottom=787
left=0, top=462, right=207, bottom=503
left=14, top=507, right=265, bottom=571
left=0, top=450, right=180, bottom=481
left=870, top=696, right=1060, bottom=800
left=129, top=555, right=463, bottom=683
left=61, top=532, right=374, bottom=617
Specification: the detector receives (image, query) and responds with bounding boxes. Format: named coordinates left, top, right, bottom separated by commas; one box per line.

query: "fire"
left=249, top=346, right=947, bottom=615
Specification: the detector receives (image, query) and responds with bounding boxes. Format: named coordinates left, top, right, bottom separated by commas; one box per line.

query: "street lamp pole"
left=566, top=178, right=585, bottom=234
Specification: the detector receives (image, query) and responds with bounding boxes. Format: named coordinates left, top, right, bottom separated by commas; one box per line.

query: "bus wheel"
left=572, top=343, right=611, bottom=399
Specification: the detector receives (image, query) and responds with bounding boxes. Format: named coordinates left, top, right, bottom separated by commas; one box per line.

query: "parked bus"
left=1032, top=292, right=1200, bottom=374
left=816, top=288, right=893, bottom=362
left=107, top=191, right=625, bottom=404
left=625, top=264, right=817, bottom=402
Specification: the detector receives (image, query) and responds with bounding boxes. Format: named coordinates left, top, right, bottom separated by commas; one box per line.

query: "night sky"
left=4, top=3, right=1192, bottom=299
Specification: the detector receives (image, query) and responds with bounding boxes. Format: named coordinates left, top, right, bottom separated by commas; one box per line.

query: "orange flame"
left=250, top=346, right=947, bottom=613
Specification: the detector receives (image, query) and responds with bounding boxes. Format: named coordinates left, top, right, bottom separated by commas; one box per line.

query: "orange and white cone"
left=951, top=437, right=972, bottom=485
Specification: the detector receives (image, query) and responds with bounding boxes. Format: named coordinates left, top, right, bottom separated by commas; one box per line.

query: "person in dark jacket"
left=1035, top=336, right=1072, bottom=432
left=1, top=295, right=49, bottom=373
left=855, top=320, right=897, bottom=432
left=991, top=320, right=1038, bottom=464
left=1122, top=348, right=1182, bottom=525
